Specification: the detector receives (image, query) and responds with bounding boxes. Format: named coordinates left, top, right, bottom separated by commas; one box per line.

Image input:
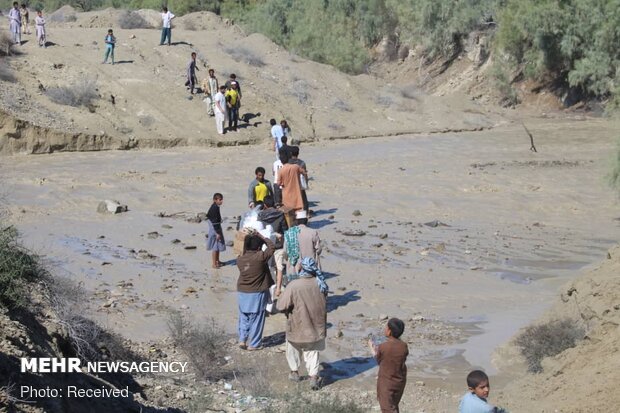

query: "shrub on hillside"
left=496, top=0, right=620, bottom=104
left=515, top=318, right=584, bottom=373
left=167, top=311, right=227, bottom=380
left=47, top=276, right=139, bottom=362
left=224, top=46, right=265, bottom=67
left=0, top=226, right=48, bottom=309
left=118, top=10, right=152, bottom=29
left=0, top=59, right=15, bottom=82
left=0, top=32, right=13, bottom=57
left=46, top=76, right=99, bottom=108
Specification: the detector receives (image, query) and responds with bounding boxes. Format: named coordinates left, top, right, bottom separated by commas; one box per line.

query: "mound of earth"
left=496, top=245, right=620, bottom=412
left=0, top=9, right=504, bottom=154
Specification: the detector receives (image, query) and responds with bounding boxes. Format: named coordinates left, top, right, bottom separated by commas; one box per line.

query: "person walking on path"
left=272, top=148, right=288, bottom=206
left=237, top=232, right=275, bottom=350
left=277, top=159, right=304, bottom=212
left=284, top=222, right=322, bottom=276
left=270, top=119, right=284, bottom=159
left=288, top=146, right=309, bottom=218
left=206, top=193, right=226, bottom=268
left=19, top=4, right=29, bottom=35
left=277, top=257, right=328, bottom=390
left=102, top=29, right=116, bottom=65
left=8, top=2, right=21, bottom=45
left=214, top=85, right=227, bottom=134
left=186, top=52, right=199, bottom=94
left=225, top=82, right=240, bottom=131
left=202, top=68, right=218, bottom=116
left=258, top=196, right=288, bottom=298
left=160, top=6, right=175, bottom=46
left=34, top=9, right=45, bottom=48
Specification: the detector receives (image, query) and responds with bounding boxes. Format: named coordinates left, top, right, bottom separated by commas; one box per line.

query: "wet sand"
left=2, top=118, right=618, bottom=399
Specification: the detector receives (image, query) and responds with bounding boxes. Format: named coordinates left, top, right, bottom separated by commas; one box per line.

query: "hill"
left=0, top=8, right=502, bottom=155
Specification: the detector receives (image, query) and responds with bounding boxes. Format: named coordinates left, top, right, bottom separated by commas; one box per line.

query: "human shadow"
left=308, top=219, right=335, bottom=230
left=321, top=356, right=376, bottom=385
left=237, top=121, right=262, bottom=129
left=170, top=41, right=192, bottom=46
left=44, top=41, right=58, bottom=47
left=242, top=112, right=261, bottom=123
left=312, top=208, right=337, bottom=217
left=327, top=290, right=360, bottom=313
left=262, top=331, right=285, bottom=348
left=115, top=60, right=134, bottom=64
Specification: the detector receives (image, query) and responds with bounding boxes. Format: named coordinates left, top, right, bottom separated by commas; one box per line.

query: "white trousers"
left=215, top=111, right=226, bottom=134
left=285, top=339, right=323, bottom=376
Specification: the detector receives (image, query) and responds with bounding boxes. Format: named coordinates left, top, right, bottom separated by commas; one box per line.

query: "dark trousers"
left=160, top=27, right=171, bottom=45
left=274, top=185, right=282, bottom=205
left=228, top=106, right=239, bottom=130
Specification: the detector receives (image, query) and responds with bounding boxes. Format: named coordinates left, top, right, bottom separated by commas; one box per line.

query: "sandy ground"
left=2, top=116, right=618, bottom=411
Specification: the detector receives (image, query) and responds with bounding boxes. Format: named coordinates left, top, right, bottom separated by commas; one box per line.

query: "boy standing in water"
left=206, top=193, right=226, bottom=268
left=368, top=318, right=409, bottom=413
left=102, top=29, right=115, bottom=65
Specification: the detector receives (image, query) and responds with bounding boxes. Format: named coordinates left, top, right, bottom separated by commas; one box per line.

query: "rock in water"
left=97, top=200, right=128, bottom=214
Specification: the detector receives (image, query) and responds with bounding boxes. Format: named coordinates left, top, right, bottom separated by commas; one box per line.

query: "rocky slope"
left=496, top=245, right=620, bottom=412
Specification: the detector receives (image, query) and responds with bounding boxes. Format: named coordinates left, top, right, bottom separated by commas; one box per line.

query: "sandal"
left=238, top=343, right=247, bottom=350
left=247, top=346, right=263, bottom=351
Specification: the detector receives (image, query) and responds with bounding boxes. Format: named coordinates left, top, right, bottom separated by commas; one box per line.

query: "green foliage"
left=0, top=226, right=48, bottom=309
left=386, top=0, right=501, bottom=58
left=496, top=0, right=620, bottom=101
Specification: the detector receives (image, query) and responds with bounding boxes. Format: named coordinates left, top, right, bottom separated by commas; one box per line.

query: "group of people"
left=202, top=153, right=503, bottom=411
left=5, top=2, right=46, bottom=47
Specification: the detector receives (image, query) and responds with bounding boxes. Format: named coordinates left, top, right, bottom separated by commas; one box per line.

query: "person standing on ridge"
left=160, top=6, right=175, bottom=46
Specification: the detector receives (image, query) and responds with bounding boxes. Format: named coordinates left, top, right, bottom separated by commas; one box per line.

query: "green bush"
left=496, top=0, right=620, bottom=102
left=0, top=226, right=48, bottom=309
left=515, top=318, right=584, bottom=373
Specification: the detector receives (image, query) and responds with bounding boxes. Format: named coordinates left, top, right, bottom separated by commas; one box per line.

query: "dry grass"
left=0, top=225, right=49, bottom=309
left=47, top=276, right=138, bottom=362
left=46, top=76, right=99, bottom=108
left=167, top=311, right=228, bottom=380
left=515, top=318, right=584, bottom=373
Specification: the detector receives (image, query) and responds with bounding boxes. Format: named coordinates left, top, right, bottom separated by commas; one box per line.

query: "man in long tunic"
left=277, top=161, right=304, bottom=212
left=8, top=2, right=21, bottom=45
left=202, top=68, right=218, bottom=116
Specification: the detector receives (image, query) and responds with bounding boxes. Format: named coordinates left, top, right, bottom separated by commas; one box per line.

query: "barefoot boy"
left=368, top=318, right=409, bottom=413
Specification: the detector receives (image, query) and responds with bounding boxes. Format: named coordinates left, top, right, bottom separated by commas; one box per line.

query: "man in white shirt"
left=272, top=148, right=289, bottom=206
left=160, top=7, right=175, bottom=46
left=270, top=118, right=284, bottom=159
left=214, top=85, right=228, bottom=135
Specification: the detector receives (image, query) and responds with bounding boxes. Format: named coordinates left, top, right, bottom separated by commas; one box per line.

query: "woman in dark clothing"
left=206, top=193, right=226, bottom=268
left=236, top=232, right=275, bottom=350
